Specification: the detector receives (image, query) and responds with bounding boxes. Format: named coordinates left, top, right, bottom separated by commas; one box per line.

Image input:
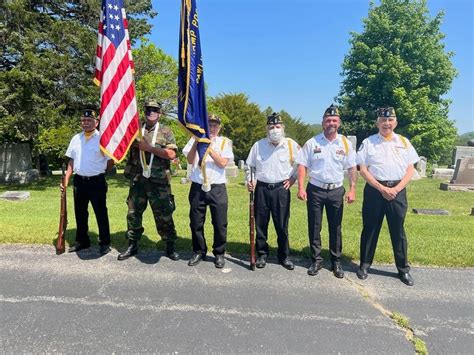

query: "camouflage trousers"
left=126, top=177, right=177, bottom=242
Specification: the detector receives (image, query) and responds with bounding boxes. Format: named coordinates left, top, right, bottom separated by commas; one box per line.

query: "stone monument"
left=452, top=145, right=474, bottom=168
left=416, top=156, right=427, bottom=178
left=0, top=143, right=39, bottom=184
left=440, top=157, right=474, bottom=191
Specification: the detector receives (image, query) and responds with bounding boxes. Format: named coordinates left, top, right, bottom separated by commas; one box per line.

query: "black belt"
left=257, top=181, right=284, bottom=189
left=377, top=180, right=401, bottom=187
left=75, top=173, right=105, bottom=181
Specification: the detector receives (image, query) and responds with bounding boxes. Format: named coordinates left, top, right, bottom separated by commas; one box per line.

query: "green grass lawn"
left=1, top=171, right=473, bottom=267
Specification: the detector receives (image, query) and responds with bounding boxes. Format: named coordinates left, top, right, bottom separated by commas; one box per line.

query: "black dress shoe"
left=256, top=255, right=267, bottom=268
left=331, top=261, right=344, bottom=278
left=117, top=241, right=138, bottom=261
left=398, top=272, right=414, bottom=286
left=356, top=267, right=368, bottom=280
left=307, top=261, right=323, bottom=276
left=214, top=254, right=225, bottom=268
left=165, top=242, right=180, bottom=261
left=280, top=258, right=294, bottom=270
left=99, top=244, right=111, bottom=255
left=68, top=243, right=90, bottom=253
left=188, top=253, right=206, bottom=266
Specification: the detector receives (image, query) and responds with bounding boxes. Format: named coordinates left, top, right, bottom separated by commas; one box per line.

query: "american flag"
left=94, top=0, right=139, bottom=163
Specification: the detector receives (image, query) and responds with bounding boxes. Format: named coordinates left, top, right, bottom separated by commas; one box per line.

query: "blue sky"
left=148, top=0, right=473, bottom=134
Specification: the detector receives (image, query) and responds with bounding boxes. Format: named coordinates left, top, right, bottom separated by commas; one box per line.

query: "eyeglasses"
left=145, top=109, right=159, bottom=115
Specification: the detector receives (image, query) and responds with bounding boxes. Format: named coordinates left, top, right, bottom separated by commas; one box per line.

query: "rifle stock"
left=56, top=173, right=67, bottom=255
left=249, top=168, right=256, bottom=270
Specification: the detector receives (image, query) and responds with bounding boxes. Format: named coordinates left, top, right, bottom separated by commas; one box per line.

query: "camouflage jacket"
left=124, top=123, right=178, bottom=184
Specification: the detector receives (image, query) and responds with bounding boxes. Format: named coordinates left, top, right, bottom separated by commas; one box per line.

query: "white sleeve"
left=65, top=136, right=76, bottom=159
left=407, top=139, right=420, bottom=165
left=221, top=138, right=234, bottom=160
left=295, top=139, right=311, bottom=167
left=356, top=139, right=369, bottom=166
left=246, top=142, right=257, bottom=168
left=182, top=137, right=195, bottom=157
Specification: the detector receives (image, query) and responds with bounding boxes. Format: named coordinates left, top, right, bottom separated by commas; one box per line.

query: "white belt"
left=311, top=180, right=343, bottom=190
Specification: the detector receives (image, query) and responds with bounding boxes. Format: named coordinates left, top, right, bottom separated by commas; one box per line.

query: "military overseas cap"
left=82, top=109, right=97, bottom=119
left=323, top=104, right=340, bottom=118
left=377, top=107, right=396, bottom=118
left=267, top=112, right=283, bottom=125
left=208, top=114, right=221, bottom=124
left=144, top=100, right=162, bottom=111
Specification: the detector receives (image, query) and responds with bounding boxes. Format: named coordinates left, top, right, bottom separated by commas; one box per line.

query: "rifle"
left=249, top=167, right=256, bottom=270
left=56, top=167, right=67, bottom=255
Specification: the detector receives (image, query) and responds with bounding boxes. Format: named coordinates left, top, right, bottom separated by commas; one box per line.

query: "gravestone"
left=225, top=159, right=238, bottom=178
left=0, top=143, right=39, bottom=184
left=452, top=146, right=474, bottom=167
left=432, top=168, right=454, bottom=180
left=412, top=208, right=449, bottom=215
left=347, top=135, right=357, bottom=150
left=238, top=160, right=245, bottom=169
left=440, top=157, right=474, bottom=191
left=416, top=156, right=427, bottom=177
left=0, top=191, right=31, bottom=201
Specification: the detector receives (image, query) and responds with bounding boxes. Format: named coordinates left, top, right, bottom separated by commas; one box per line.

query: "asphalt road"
left=0, top=245, right=472, bottom=353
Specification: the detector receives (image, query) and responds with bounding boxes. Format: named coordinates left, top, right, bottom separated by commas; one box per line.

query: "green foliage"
left=133, top=38, right=178, bottom=115
left=209, top=93, right=267, bottom=160
left=338, top=0, right=458, bottom=161
left=456, top=131, right=474, bottom=146
left=0, top=0, right=155, bottom=165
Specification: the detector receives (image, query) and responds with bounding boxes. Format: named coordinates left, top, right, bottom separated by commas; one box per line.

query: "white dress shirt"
left=356, top=133, right=419, bottom=181
left=296, top=133, right=356, bottom=185
left=246, top=137, right=300, bottom=183
left=65, top=130, right=108, bottom=176
left=183, top=136, right=234, bottom=184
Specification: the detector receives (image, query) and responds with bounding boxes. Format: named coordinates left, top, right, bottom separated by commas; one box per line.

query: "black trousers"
left=306, top=183, right=345, bottom=263
left=188, top=182, right=228, bottom=256
left=73, top=174, right=110, bottom=246
left=360, top=184, right=409, bottom=273
left=254, top=182, right=290, bottom=261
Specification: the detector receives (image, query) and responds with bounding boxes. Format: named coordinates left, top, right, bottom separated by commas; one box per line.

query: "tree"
left=209, top=93, right=267, bottom=161
left=337, top=0, right=457, bottom=161
left=133, top=38, right=178, bottom=115
left=0, top=0, right=155, bottom=166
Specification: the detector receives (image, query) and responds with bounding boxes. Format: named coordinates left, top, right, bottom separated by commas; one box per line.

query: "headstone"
left=411, top=169, right=421, bottom=180
left=0, top=143, right=39, bottom=184
left=416, top=156, right=427, bottom=177
left=452, top=146, right=474, bottom=166
left=439, top=157, right=474, bottom=191
left=347, top=135, right=357, bottom=150
left=0, top=191, right=31, bottom=201
left=225, top=159, right=238, bottom=178
left=432, top=168, right=454, bottom=180
left=238, top=160, right=245, bottom=170
left=468, top=139, right=474, bottom=147
left=412, top=208, right=449, bottom=215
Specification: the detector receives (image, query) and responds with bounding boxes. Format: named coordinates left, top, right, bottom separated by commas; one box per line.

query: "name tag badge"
left=313, top=147, right=321, bottom=154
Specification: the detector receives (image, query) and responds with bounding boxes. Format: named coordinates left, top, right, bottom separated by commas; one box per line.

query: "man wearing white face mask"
left=246, top=113, right=300, bottom=270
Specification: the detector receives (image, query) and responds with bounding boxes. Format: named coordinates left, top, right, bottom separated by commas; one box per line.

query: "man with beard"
left=246, top=113, right=300, bottom=270
left=356, top=107, right=419, bottom=286
left=296, top=104, right=357, bottom=278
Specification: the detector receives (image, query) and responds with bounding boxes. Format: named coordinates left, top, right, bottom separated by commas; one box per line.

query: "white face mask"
left=268, top=128, right=283, bottom=143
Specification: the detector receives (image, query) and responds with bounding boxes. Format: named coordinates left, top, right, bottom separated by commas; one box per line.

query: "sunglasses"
left=145, top=108, right=160, bottom=115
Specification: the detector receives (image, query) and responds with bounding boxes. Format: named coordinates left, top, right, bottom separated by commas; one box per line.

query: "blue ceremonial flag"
left=178, top=0, right=210, bottom=169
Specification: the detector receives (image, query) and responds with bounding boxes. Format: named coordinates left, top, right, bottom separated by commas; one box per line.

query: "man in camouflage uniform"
left=118, top=100, right=180, bottom=261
